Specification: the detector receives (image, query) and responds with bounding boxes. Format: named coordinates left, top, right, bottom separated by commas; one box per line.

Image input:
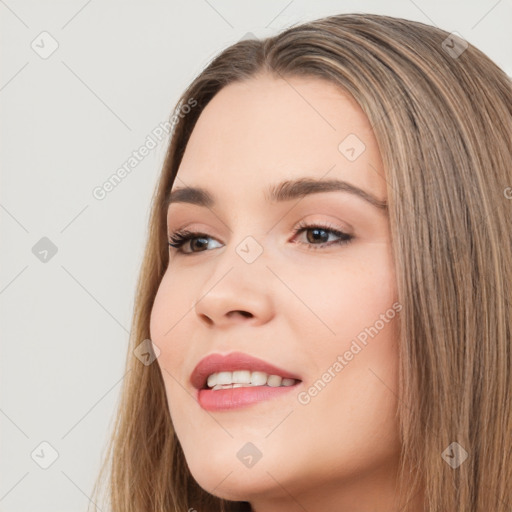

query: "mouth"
left=190, top=351, right=302, bottom=410
left=191, top=351, right=302, bottom=390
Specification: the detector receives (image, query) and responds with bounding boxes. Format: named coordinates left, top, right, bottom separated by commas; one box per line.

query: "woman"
left=90, top=12, right=512, bottom=512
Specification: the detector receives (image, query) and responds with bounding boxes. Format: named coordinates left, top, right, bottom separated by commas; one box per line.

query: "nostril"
left=199, top=314, right=214, bottom=326
left=229, top=310, right=252, bottom=319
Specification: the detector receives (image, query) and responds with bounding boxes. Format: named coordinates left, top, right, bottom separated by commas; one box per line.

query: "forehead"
left=173, top=73, right=386, bottom=202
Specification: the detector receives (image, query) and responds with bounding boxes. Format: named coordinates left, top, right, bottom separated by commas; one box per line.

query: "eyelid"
left=167, top=216, right=352, bottom=241
left=168, top=214, right=351, bottom=237
left=168, top=222, right=220, bottom=236
left=291, top=214, right=353, bottom=234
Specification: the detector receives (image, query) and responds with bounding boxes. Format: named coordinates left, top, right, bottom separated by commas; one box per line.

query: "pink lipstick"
left=190, top=352, right=302, bottom=411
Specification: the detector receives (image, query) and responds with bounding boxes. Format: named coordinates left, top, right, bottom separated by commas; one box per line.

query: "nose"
left=194, top=256, right=275, bottom=328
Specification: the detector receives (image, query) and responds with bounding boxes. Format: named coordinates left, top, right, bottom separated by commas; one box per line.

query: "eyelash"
left=167, top=220, right=354, bottom=255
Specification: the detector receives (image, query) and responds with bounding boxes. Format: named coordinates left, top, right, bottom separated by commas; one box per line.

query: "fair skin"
left=150, top=73, right=422, bottom=511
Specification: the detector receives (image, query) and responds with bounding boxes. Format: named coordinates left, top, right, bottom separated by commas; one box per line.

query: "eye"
left=168, top=229, right=221, bottom=254
left=291, top=220, right=354, bottom=250
left=168, top=222, right=354, bottom=255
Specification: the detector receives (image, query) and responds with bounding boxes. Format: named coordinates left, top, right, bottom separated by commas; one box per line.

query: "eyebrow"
left=167, top=177, right=388, bottom=212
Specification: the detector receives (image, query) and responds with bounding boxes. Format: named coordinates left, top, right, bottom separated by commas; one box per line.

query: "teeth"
left=251, top=371, right=267, bottom=386
left=216, top=371, right=232, bottom=385
left=205, top=370, right=298, bottom=390
left=267, top=375, right=282, bottom=387
left=233, top=370, right=251, bottom=384
left=207, top=373, right=218, bottom=388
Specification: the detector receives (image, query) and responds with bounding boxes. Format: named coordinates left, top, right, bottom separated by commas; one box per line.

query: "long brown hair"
left=89, top=13, right=512, bottom=512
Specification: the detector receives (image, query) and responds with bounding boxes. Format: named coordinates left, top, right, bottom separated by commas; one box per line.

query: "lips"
left=190, top=351, right=302, bottom=390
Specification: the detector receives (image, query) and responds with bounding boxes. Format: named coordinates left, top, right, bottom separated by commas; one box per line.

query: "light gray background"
left=1, top=1, right=510, bottom=511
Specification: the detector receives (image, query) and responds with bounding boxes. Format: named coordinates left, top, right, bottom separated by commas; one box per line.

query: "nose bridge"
left=207, top=232, right=270, bottom=295
left=193, top=233, right=275, bottom=325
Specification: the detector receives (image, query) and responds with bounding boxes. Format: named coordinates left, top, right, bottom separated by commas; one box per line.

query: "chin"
left=189, top=463, right=274, bottom=501
left=182, top=442, right=293, bottom=502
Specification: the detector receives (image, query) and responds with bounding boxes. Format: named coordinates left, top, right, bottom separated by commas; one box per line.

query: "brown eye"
left=292, top=223, right=354, bottom=250
left=168, top=230, right=221, bottom=254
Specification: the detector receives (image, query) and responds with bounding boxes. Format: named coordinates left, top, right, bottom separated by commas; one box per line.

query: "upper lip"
left=190, top=351, right=302, bottom=390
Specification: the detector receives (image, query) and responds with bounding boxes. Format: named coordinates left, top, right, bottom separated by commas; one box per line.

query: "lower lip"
left=197, top=384, right=299, bottom=411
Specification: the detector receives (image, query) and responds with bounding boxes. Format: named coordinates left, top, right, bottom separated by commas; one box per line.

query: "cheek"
left=289, top=245, right=397, bottom=344
left=296, top=317, right=400, bottom=461
left=149, top=271, right=190, bottom=372
left=286, top=251, right=400, bottom=477
left=149, top=264, right=198, bottom=339
left=289, top=245, right=400, bottom=426
left=149, top=273, right=197, bottom=433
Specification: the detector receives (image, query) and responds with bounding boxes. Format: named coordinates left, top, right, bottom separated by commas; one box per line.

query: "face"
left=150, top=73, right=402, bottom=510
